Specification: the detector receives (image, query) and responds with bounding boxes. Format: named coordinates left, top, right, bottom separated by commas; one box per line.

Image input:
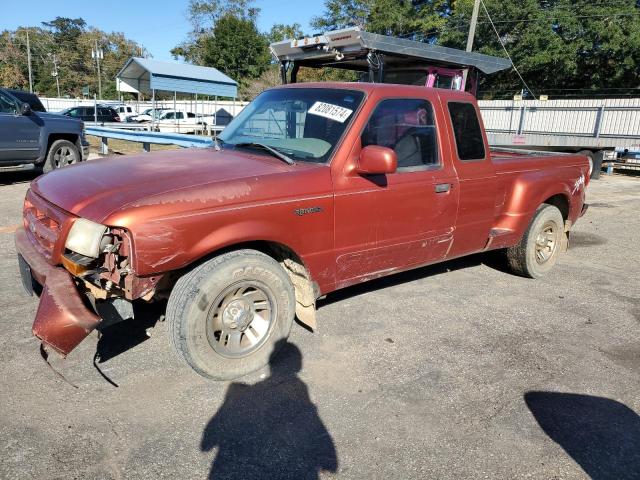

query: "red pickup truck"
left=15, top=83, right=589, bottom=380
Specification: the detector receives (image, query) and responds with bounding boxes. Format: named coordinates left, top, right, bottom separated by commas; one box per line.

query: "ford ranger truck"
left=15, top=83, right=589, bottom=380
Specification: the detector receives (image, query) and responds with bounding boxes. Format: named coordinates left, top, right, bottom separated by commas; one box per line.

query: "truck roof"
left=273, top=81, right=478, bottom=101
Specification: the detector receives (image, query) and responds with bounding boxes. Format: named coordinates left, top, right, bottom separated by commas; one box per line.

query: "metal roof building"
left=116, top=57, right=238, bottom=98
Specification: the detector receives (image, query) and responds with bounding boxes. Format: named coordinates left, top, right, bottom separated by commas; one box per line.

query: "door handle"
left=435, top=183, right=451, bottom=193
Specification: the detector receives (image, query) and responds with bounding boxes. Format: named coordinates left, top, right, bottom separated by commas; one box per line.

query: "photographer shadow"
left=201, top=340, right=338, bottom=479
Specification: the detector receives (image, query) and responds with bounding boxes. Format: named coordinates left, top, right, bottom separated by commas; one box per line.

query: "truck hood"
left=32, top=148, right=297, bottom=222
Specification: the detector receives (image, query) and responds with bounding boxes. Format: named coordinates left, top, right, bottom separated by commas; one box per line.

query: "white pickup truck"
left=155, top=110, right=213, bottom=134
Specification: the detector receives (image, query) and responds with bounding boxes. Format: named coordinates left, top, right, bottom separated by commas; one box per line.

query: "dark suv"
left=0, top=88, right=89, bottom=172
left=60, top=105, right=121, bottom=123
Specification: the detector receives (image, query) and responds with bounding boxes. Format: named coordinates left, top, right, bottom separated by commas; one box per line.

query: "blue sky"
left=0, top=0, right=325, bottom=61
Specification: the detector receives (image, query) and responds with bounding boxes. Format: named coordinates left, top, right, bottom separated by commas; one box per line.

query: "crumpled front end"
left=16, top=189, right=163, bottom=357
left=16, top=226, right=101, bottom=355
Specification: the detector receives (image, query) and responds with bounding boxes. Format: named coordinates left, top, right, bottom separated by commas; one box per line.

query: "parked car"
left=59, top=105, right=120, bottom=123
left=109, top=103, right=138, bottom=122
left=132, top=107, right=170, bottom=123
left=0, top=88, right=88, bottom=172
left=15, top=83, right=590, bottom=381
left=155, top=109, right=206, bottom=133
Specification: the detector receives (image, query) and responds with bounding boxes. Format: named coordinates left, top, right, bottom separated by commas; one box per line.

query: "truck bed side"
left=488, top=149, right=589, bottom=250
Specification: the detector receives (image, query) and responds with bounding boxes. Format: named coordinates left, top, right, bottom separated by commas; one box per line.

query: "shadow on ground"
left=201, top=340, right=337, bottom=479
left=0, top=169, right=40, bottom=186
left=525, top=391, right=640, bottom=480
left=95, top=300, right=166, bottom=363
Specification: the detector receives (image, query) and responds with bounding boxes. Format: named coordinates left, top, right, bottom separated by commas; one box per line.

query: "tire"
left=578, top=149, right=602, bottom=180
left=591, top=151, right=603, bottom=180
left=166, top=249, right=296, bottom=380
left=43, top=139, right=80, bottom=173
left=506, top=204, right=564, bottom=279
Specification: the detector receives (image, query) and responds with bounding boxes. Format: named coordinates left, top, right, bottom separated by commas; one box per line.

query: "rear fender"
left=492, top=170, right=576, bottom=247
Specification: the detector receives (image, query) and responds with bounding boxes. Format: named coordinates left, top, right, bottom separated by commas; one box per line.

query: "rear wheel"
left=166, top=250, right=295, bottom=380
left=43, top=139, right=80, bottom=173
left=507, top=204, right=564, bottom=278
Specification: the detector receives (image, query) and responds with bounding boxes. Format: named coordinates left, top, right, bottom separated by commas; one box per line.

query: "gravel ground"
left=0, top=170, right=638, bottom=480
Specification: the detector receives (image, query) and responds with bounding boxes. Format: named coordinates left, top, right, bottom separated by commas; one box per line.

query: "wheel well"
left=543, top=194, right=569, bottom=220
left=164, top=240, right=319, bottom=329
left=47, top=133, right=79, bottom=153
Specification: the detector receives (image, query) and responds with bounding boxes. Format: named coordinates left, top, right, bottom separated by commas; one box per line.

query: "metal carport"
left=116, top=57, right=238, bottom=128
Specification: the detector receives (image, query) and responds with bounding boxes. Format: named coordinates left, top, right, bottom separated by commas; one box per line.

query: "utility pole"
left=26, top=30, right=33, bottom=93
left=462, top=0, right=482, bottom=89
left=465, top=0, right=482, bottom=52
left=92, top=40, right=104, bottom=99
left=50, top=53, right=60, bottom=97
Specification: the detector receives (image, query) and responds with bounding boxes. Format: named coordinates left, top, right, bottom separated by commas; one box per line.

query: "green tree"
left=311, top=0, right=640, bottom=98
left=200, top=14, right=271, bottom=88
left=266, top=23, right=304, bottom=43
left=172, top=0, right=260, bottom=63
left=0, top=17, right=145, bottom=98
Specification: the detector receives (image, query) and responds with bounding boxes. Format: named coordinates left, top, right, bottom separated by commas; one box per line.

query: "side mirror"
left=357, top=145, right=397, bottom=175
left=20, top=103, right=32, bottom=116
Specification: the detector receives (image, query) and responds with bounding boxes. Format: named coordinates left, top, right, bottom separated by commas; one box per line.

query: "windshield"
left=219, top=88, right=365, bottom=163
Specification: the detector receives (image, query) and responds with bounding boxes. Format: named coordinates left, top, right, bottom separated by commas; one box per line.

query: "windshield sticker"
left=308, top=102, right=353, bottom=123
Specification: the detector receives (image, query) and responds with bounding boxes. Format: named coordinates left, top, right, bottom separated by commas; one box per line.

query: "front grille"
left=23, top=190, right=71, bottom=264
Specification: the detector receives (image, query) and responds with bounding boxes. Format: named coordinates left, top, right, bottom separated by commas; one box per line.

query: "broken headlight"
left=65, top=218, right=112, bottom=258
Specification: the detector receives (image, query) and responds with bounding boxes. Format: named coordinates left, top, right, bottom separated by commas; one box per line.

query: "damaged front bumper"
left=15, top=226, right=101, bottom=356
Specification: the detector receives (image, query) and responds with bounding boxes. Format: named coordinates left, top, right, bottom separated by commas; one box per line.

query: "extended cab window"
left=362, top=98, right=439, bottom=170
left=448, top=102, right=485, bottom=161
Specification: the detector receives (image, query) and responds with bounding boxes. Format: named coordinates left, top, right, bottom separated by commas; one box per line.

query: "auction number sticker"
left=308, top=102, right=353, bottom=123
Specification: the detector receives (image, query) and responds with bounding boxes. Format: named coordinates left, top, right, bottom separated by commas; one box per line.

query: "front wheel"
left=166, top=250, right=295, bottom=380
left=43, top=139, right=81, bottom=173
left=506, top=204, right=564, bottom=278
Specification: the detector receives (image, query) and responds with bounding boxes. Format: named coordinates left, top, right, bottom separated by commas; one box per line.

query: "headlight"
left=65, top=218, right=109, bottom=258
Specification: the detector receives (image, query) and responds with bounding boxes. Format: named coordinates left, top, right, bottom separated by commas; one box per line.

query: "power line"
left=481, top=0, right=537, bottom=99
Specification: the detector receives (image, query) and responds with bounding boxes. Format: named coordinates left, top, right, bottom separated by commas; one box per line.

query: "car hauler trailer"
left=269, top=27, right=512, bottom=97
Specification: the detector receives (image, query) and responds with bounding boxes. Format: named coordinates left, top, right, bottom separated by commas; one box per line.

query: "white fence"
left=40, top=97, right=249, bottom=117
left=478, top=98, right=640, bottom=145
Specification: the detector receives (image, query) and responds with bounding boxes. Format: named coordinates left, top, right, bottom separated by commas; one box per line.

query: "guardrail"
left=85, top=126, right=214, bottom=154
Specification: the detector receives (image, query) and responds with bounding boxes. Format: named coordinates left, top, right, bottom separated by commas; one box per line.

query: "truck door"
left=444, top=100, right=497, bottom=257
left=334, top=96, right=459, bottom=285
left=0, top=90, right=40, bottom=161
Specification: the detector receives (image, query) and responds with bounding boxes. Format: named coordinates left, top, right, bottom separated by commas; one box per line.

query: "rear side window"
left=362, top=98, right=439, bottom=170
left=448, top=102, right=485, bottom=161
left=9, top=90, right=46, bottom=112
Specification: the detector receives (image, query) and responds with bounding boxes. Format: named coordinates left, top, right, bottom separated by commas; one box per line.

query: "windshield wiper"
left=233, top=142, right=295, bottom=165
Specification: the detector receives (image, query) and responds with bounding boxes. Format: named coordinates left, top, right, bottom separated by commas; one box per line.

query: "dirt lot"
left=0, top=170, right=638, bottom=480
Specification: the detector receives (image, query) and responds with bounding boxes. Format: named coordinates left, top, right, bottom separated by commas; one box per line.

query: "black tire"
left=591, top=151, right=603, bottom=180
left=43, top=139, right=80, bottom=173
left=166, top=249, right=295, bottom=380
left=506, top=204, right=564, bottom=279
left=578, top=149, right=603, bottom=180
